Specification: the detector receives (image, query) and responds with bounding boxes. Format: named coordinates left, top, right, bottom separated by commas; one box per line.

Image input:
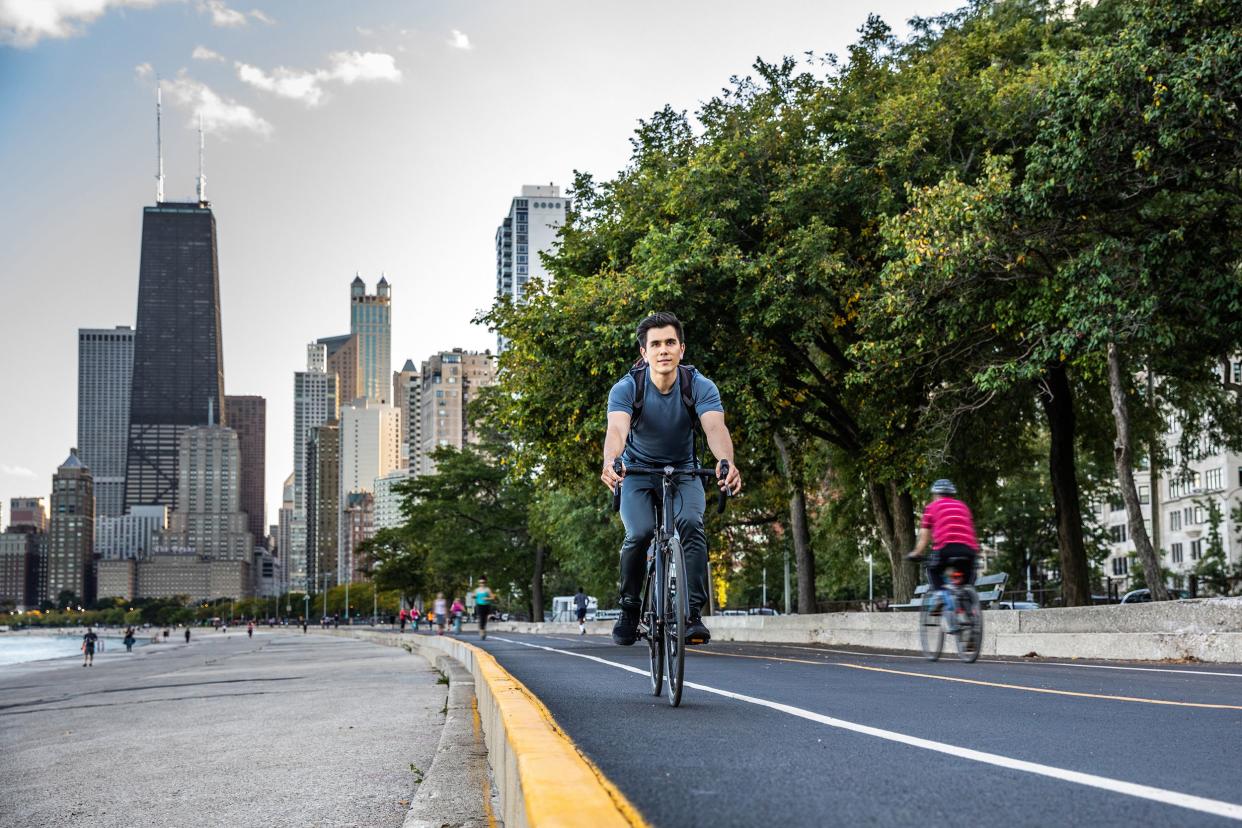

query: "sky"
left=0, top=0, right=960, bottom=530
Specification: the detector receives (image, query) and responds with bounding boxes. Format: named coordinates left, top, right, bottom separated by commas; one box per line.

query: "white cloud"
left=448, top=29, right=471, bottom=50
left=236, top=51, right=401, bottom=107
left=135, top=61, right=153, bottom=79
left=198, top=0, right=271, bottom=28
left=355, top=25, right=374, bottom=37
left=1, top=463, right=36, bottom=478
left=325, top=51, right=401, bottom=84
left=236, top=61, right=323, bottom=106
left=0, top=0, right=161, bottom=47
left=192, top=45, right=224, bottom=62
left=161, top=74, right=273, bottom=137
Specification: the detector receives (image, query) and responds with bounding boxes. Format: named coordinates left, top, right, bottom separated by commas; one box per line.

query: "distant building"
left=77, top=326, right=133, bottom=518
left=291, top=344, right=339, bottom=592
left=351, top=275, right=392, bottom=404
left=413, top=350, right=497, bottom=476
left=339, top=398, right=401, bottom=500
left=225, top=395, right=267, bottom=543
left=124, top=201, right=226, bottom=514
left=97, top=559, right=136, bottom=602
left=373, top=468, right=409, bottom=531
left=318, top=333, right=361, bottom=406
left=306, top=421, right=340, bottom=593
left=136, top=553, right=249, bottom=603
left=341, top=491, right=375, bottom=583
left=495, top=184, right=568, bottom=349
left=95, top=505, right=167, bottom=560
left=47, top=449, right=95, bottom=606
left=276, top=472, right=294, bottom=594
left=393, top=359, right=419, bottom=469
left=0, top=532, right=40, bottom=611
left=9, top=497, right=47, bottom=532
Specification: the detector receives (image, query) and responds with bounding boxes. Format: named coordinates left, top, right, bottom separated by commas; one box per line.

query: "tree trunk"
left=1038, top=363, right=1092, bottom=607
left=1146, top=368, right=1161, bottom=556
left=1108, top=344, right=1168, bottom=600
left=773, top=433, right=817, bottom=614
left=868, top=480, right=918, bottom=602
left=530, top=543, right=546, bottom=621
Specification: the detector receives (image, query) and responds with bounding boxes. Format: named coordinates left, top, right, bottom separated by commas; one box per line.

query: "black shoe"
left=684, top=614, right=710, bottom=645
left=612, top=608, right=639, bottom=646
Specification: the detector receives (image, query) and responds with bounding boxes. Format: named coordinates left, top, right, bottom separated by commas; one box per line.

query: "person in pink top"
left=907, top=479, right=979, bottom=592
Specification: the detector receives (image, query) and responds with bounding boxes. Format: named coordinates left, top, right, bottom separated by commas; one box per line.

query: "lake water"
left=0, top=634, right=140, bottom=666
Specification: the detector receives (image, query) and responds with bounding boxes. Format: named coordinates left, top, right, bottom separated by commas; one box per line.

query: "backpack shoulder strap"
left=678, top=364, right=698, bottom=425
left=628, top=361, right=648, bottom=422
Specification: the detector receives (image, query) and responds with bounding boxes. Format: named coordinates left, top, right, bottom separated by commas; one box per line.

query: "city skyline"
left=0, top=0, right=958, bottom=527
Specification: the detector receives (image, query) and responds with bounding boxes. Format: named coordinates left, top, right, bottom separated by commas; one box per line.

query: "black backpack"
left=628, top=360, right=702, bottom=457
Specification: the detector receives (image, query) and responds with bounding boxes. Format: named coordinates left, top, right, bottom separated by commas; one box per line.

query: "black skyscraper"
left=123, top=202, right=225, bottom=513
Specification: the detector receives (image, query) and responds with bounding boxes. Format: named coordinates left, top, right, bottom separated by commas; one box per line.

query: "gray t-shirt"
left=607, top=368, right=724, bottom=466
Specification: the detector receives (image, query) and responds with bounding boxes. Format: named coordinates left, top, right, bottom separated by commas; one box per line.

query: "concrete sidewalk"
left=0, top=632, right=450, bottom=828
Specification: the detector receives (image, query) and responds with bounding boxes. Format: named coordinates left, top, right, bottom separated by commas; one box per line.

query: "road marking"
left=834, top=662, right=1242, bottom=710
left=765, top=645, right=1242, bottom=675
left=694, top=649, right=1242, bottom=711
left=492, top=635, right=1242, bottom=822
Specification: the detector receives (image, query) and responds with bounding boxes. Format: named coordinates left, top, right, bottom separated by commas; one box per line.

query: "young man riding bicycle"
left=601, top=312, right=742, bottom=647
left=907, top=479, right=979, bottom=593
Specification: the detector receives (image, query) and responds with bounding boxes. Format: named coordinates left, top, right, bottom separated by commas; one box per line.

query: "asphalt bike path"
left=473, top=632, right=1242, bottom=828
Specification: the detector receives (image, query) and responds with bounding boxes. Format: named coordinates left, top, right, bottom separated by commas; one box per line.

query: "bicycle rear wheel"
left=918, top=591, right=944, bottom=662
left=664, top=538, right=687, bottom=707
left=643, top=556, right=664, bottom=696
left=953, top=586, right=983, bottom=663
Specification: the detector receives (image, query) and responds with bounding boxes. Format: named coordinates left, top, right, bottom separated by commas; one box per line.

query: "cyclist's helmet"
left=930, top=478, right=957, bottom=496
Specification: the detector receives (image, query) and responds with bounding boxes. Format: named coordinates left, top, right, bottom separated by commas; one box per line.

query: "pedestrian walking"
left=574, top=587, right=589, bottom=635
left=184, top=628, right=191, bottom=643
left=399, top=608, right=408, bottom=632
left=474, top=578, right=496, bottom=641
left=411, top=608, right=421, bottom=632
left=123, top=627, right=136, bottom=653
left=82, top=628, right=99, bottom=666
left=434, top=593, right=448, bottom=636
left=247, top=621, right=254, bottom=639
left=450, top=597, right=465, bottom=634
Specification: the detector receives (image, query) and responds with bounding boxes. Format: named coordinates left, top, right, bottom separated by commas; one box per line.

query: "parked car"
left=996, top=601, right=1041, bottom=610
left=748, top=608, right=780, bottom=616
left=1119, top=588, right=1191, bottom=604
left=594, top=609, right=622, bottom=621
left=720, top=610, right=747, bottom=616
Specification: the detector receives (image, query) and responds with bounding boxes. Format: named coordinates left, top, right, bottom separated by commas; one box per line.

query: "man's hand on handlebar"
left=601, top=457, right=625, bottom=490
left=716, top=459, right=742, bottom=495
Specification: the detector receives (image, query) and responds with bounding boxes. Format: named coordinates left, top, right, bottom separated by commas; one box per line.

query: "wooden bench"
left=890, top=572, right=1009, bottom=611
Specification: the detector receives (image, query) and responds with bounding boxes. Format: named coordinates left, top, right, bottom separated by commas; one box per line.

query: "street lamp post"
left=866, top=553, right=874, bottom=604
left=303, top=593, right=309, bottom=625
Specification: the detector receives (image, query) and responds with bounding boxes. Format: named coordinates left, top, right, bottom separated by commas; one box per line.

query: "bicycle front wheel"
left=953, top=587, right=983, bottom=663
left=644, top=555, right=664, bottom=696
left=664, top=538, right=687, bottom=707
left=918, top=591, right=944, bottom=662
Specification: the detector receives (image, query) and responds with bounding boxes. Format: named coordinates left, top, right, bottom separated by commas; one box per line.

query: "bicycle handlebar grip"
left=716, top=460, right=731, bottom=514
left=612, top=459, right=624, bottom=513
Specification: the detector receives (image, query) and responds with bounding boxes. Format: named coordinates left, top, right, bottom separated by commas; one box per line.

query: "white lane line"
left=765, top=645, right=1242, bottom=675
left=491, top=635, right=1242, bottom=822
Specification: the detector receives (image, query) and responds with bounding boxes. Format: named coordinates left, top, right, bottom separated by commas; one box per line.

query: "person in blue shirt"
left=601, top=312, right=742, bottom=647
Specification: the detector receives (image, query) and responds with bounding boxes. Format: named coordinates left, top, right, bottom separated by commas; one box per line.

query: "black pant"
left=477, top=605, right=491, bottom=629
left=928, top=544, right=977, bottom=591
left=618, top=473, right=709, bottom=616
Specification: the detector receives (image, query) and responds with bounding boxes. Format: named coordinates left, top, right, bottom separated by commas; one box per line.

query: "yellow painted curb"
left=451, top=637, right=648, bottom=828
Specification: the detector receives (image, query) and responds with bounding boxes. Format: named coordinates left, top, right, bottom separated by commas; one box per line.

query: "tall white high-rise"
left=77, top=327, right=133, bottom=518
left=290, top=344, right=339, bottom=591
left=393, top=360, right=419, bottom=469
left=338, top=399, right=400, bottom=580
left=96, top=505, right=167, bottom=560
left=495, top=185, right=568, bottom=349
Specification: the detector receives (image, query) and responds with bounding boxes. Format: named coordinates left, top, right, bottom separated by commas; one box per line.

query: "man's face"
left=640, top=325, right=685, bottom=377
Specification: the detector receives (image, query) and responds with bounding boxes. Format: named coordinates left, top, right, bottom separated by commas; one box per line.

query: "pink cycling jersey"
left=920, top=496, right=979, bottom=551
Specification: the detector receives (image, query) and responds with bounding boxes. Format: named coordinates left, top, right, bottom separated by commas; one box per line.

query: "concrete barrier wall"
left=490, top=597, right=1242, bottom=662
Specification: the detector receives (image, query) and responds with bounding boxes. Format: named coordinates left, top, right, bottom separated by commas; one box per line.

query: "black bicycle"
left=613, top=459, right=729, bottom=707
left=916, top=565, right=983, bottom=663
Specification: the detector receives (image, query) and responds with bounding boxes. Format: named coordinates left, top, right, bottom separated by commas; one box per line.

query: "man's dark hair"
left=636, top=312, right=685, bottom=349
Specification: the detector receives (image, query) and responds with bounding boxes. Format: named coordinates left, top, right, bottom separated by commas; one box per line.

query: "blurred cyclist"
left=907, top=479, right=979, bottom=591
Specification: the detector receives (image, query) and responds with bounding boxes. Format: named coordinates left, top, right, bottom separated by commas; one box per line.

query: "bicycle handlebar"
left=611, top=459, right=731, bottom=514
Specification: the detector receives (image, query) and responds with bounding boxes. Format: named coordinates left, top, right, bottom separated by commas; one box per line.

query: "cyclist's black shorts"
left=928, top=543, right=977, bottom=590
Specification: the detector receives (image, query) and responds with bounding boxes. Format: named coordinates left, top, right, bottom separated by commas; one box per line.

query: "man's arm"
left=700, top=411, right=742, bottom=494
left=909, top=527, right=932, bottom=559
left=601, top=411, right=631, bottom=489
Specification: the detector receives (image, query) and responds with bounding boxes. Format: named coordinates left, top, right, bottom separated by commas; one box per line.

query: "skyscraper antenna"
left=155, top=84, right=165, bottom=204
left=196, top=113, right=207, bottom=205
